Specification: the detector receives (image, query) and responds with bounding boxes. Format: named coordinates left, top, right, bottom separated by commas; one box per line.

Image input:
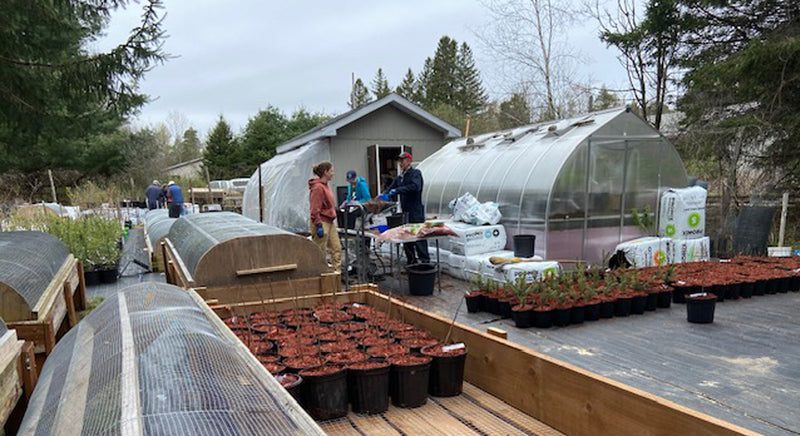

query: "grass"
left=78, top=296, right=105, bottom=321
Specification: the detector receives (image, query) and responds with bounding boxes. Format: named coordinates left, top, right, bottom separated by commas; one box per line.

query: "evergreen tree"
left=593, top=86, right=621, bottom=110
left=499, top=94, right=531, bottom=129
left=240, top=106, right=289, bottom=166
left=287, top=108, right=330, bottom=139
left=427, top=36, right=460, bottom=108
left=371, top=68, right=391, bottom=99
left=417, top=58, right=434, bottom=105
left=203, top=117, right=237, bottom=180
left=176, top=127, right=202, bottom=162
left=396, top=68, right=418, bottom=102
left=455, top=42, right=488, bottom=115
left=350, top=78, right=372, bottom=108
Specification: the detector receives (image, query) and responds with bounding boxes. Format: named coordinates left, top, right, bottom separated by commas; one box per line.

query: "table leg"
left=397, top=243, right=402, bottom=294
left=436, top=239, right=441, bottom=293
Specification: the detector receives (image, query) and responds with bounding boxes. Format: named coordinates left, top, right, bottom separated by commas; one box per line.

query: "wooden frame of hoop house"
left=209, top=284, right=757, bottom=436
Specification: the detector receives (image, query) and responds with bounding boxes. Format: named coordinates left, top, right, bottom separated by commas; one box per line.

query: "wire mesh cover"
left=0, top=318, right=7, bottom=336
left=19, top=282, right=321, bottom=436
left=147, top=218, right=176, bottom=247
left=144, top=208, right=168, bottom=224
left=167, top=212, right=292, bottom=278
left=0, top=231, right=70, bottom=311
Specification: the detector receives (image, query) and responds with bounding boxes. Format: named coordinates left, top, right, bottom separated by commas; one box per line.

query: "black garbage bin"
left=513, top=234, right=536, bottom=258
left=405, top=263, right=437, bottom=296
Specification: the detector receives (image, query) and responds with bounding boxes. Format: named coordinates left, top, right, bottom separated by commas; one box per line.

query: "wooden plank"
left=0, top=331, right=23, bottom=427
left=458, top=383, right=564, bottom=435
left=236, top=263, right=298, bottom=276
left=118, top=295, right=143, bottom=436
left=196, top=276, right=341, bottom=305
left=486, top=327, right=507, bottom=340
left=51, top=322, right=93, bottom=435
left=348, top=414, right=403, bottom=435
left=76, top=261, right=87, bottom=311
left=19, top=341, right=37, bottom=401
left=164, top=238, right=194, bottom=286
left=32, top=255, right=76, bottom=316
left=62, top=281, right=77, bottom=328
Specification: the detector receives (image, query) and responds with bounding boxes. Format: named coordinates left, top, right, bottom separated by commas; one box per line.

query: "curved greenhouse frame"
left=19, top=283, right=323, bottom=435
left=166, top=212, right=327, bottom=288
left=0, top=231, right=72, bottom=322
left=418, top=108, right=688, bottom=263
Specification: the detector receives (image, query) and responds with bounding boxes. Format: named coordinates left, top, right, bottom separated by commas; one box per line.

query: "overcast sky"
left=100, top=0, right=625, bottom=139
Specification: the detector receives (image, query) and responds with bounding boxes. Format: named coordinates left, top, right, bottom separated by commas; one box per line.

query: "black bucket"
left=405, top=263, right=437, bottom=296
left=99, top=267, right=119, bottom=283
left=422, top=346, right=467, bottom=397
left=686, top=294, right=716, bottom=324
left=513, top=234, right=536, bottom=258
left=387, top=213, right=406, bottom=229
left=348, top=361, right=390, bottom=414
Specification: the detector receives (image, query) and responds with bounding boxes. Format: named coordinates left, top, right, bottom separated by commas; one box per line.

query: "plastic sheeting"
left=0, top=231, right=70, bottom=311
left=167, top=212, right=291, bottom=278
left=18, top=282, right=322, bottom=435
left=418, top=107, right=688, bottom=263
left=242, top=140, right=331, bottom=233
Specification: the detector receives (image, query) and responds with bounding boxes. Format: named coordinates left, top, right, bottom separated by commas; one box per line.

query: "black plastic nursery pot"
left=533, top=308, right=554, bottom=328
left=498, top=299, right=514, bottom=319
left=421, top=345, right=468, bottom=397
left=484, top=296, right=500, bottom=315
left=630, top=295, right=647, bottom=315
left=672, top=284, right=698, bottom=303
left=388, top=355, right=432, bottom=408
left=465, top=293, right=484, bottom=313
left=644, top=292, right=658, bottom=311
left=709, top=284, right=726, bottom=302
left=598, top=301, right=615, bottom=318
left=614, top=297, right=633, bottom=317
left=99, top=266, right=119, bottom=283
left=686, top=293, right=717, bottom=324
left=406, top=263, right=437, bottom=296
left=553, top=308, right=571, bottom=327
left=740, top=281, right=754, bottom=298
left=511, top=306, right=534, bottom=328
left=727, top=282, right=741, bottom=300
left=778, top=277, right=791, bottom=293
left=513, top=234, right=536, bottom=258
left=276, top=373, right=303, bottom=403
left=583, top=302, right=601, bottom=321
left=298, top=364, right=349, bottom=420
left=84, top=269, right=101, bottom=286
left=765, top=279, right=778, bottom=294
left=656, top=289, right=673, bottom=308
left=347, top=361, right=391, bottom=414
left=569, top=305, right=586, bottom=324
left=753, top=280, right=766, bottom=296
left=791, top=276, right=800, bottom=292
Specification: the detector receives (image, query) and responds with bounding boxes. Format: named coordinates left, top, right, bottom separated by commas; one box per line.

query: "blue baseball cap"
left=346, top=170, right=357, bottom=181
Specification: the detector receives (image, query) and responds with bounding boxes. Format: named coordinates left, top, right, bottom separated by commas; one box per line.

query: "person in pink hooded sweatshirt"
left=308, top=161, right=341, bottom=272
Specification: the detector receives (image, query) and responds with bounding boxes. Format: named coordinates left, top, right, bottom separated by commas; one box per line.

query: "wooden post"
left=779, top=192, right=789, bottom=247
left=20, top=341, right=38, bottom=400
left=47, top=169, right=57, bottom=203
left=464, top=119, right=471, bottom=139
left=258, top=163, right=264, bottom=223
left=76, top=261, right=87, bottom=310
left=63, top=282, right=78, bottom=328
left=205, top=167, right=212, bottom=210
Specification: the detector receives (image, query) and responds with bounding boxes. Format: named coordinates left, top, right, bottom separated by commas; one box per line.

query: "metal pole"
left=258, top=163, right=264, bottom=222
left=779, top=192, right=789, bottom=247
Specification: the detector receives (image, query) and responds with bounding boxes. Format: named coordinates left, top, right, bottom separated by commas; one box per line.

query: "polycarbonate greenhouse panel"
left=0, top=231, right=70, bottom=310
left=18, top=282, right=323, bottom=435
left=167, top=212, right=292, bottom=278
left=147, top=218, right=176, bottom=246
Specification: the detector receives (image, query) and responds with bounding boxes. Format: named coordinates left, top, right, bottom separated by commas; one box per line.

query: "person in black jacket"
left=144, top=180, right=161, bottom=210
left=385, top=151, right=429, bottom=264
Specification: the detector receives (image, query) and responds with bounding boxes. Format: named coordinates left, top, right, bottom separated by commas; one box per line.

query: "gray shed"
left=243, top=93, right=460, bottom=232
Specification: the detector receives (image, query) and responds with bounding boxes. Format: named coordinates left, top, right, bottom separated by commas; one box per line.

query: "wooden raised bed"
left=0, top=231, right=86, bottom=356
left=212, top=285, right=757, bottom=436
left=162, top=212, right=340, bottom=304
left=0, top=324, right=37, bottom=433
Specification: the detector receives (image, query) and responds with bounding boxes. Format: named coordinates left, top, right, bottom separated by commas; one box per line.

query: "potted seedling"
left=465, top=273, right=485, bottom=313
left=629, top=273, right=648, bottom=315
left=533, top=279, right=557, bottom=328
left=509, top=275, right=534, bottom=328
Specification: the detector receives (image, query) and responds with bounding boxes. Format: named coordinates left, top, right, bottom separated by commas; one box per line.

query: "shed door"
left=367, top=144, right=379, bottom=198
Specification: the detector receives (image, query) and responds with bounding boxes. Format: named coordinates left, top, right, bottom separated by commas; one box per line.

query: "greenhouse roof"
left=276, top=93, right=461, bottom=154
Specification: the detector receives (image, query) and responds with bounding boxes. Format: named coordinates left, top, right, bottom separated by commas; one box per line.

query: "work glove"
left=388, top=189, right=397, bottom=196
left=378, top=194, right=390, bottom=201
left=315, top=223, right=324, bottom=238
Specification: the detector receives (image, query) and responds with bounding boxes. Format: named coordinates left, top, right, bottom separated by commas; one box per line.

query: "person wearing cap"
left=346, top=170, right=371, bottom=203
left=145, top=180, right=162, bottom=210
left=166, top=180, right=185, bottom=218
left=384, top=150, right=430, bottom=264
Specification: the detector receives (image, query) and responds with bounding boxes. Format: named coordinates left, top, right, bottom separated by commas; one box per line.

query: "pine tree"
left=371, top=68, right=391, bottom=99
left=203, top=117, right=236, bottom=179
left=427, top=36, right=459, bottom=108
left=499, top=94, right=531, bottom=129
left=177, top=127, right=202, bottom=162
left=417, top=58, right=434, bottom=106
left=396, top=68, right=419, bottom=103
left=350, top=78, right=372, bottom=109
left=455, top=42, right=488, bottom=115
left=593, top=85, right=621, bottom=110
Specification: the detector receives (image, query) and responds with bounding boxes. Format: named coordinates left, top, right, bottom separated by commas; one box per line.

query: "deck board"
left=318, top=382, right=564, bottom=436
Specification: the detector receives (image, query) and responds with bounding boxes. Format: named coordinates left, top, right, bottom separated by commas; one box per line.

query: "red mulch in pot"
left=262, top=362, right=285, bottom=374
left=387, top=354, right=431, bottom=366
left=249, top=340, right=274, bottom=355
left=320, top=341, right=358, bottom=353
left=279, top=346, right=319, bottom=358
left=385, top=322, right=416, bottom=332
left=299, top=363, right=345, bottom=377
left=392, top=330, right=429, bottom=340
left=348, top=360, right=390, bottom=371
left=249, top=312, right=281, bottom=324
left=326, top=350, right=369, bottom=365
left=401, top=337, right=440, bottom=349
left=284, top=355, right=325, bottom=371
left=295, top=324, right=333, bottom=337
left=367, top=344, right=409, bottom=358
left=275, top=373, right=300, bottom=387
left=359, top=336, right=394, bottom=347
left=281, top=308, right=313, bottom=317
left=276, top=335, right=316, bottom=347
left=223, top=316, right=249, bottom=330
left=421, top=344, right=468, bottom=357
left=332, top=321, right=367, bottom=332
left=317, top=331, right=353, bottom=342
left=257, top=354, right=281, bottom=363
left=315, top=310, right=353, bottom=323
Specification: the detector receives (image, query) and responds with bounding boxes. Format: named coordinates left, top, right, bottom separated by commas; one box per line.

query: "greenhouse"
left=418, top=107, right=688, bottom=263
left=166, top=212, right=327, bottom=289
left=18, top=283, right=322, bottom=435
left=0, top=231, right=72, bottom=322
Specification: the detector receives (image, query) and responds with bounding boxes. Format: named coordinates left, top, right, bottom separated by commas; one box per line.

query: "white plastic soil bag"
left=671, top=237, right=711, bottom=264
left=614, top=237, right=674, bottom=268
left=659, top=186, right=707, bottom=239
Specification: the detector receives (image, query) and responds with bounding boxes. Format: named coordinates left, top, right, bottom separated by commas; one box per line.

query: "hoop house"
left=166, top=212, right=326, bottom=289
left=418, top=107, right=688, bottom=263
left=18, top=283, right=323, bottom=435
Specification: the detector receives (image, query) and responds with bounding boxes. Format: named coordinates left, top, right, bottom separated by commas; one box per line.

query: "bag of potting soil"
left=500, top=261, right=560, bottom=283
left=659, top=186, right=707, bottom=239
left=447, top=222, right=507, bottom=256
left=614, top=237, right=674, bottom=268
left=670, top=237, right=711, bottom=264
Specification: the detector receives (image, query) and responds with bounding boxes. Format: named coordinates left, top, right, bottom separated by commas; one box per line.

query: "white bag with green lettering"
left=659, top=187, right=706, bottom=239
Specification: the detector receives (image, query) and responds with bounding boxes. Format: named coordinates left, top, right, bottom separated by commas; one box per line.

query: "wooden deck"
left=381, top=274, right=800, bottom=436
left=319, top=383, right=564, bottom=436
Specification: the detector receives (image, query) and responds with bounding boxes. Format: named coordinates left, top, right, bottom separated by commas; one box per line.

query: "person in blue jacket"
left=166, top=180, right=185, bottom=218
left=144, top=180, right=162, bottom=210
left=346, top=170, right=371, bottom=203
left=384, top=151, right=429, bottom=264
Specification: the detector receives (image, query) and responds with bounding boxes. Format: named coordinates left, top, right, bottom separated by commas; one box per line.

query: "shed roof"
left=276, top=93, right=461, bottom=154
